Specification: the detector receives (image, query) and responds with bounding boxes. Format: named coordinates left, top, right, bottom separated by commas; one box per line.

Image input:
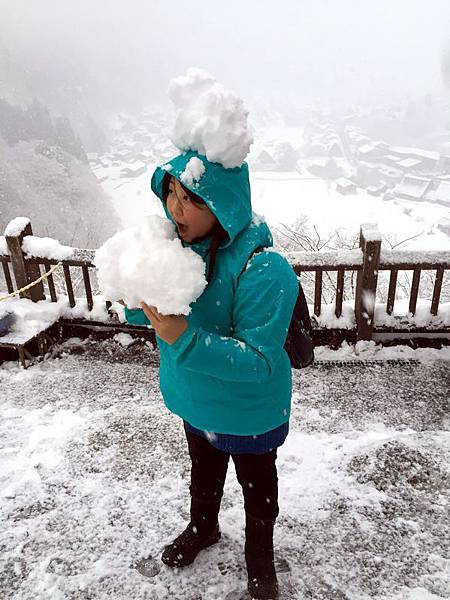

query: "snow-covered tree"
left=0, top=139, right=119, bottom=249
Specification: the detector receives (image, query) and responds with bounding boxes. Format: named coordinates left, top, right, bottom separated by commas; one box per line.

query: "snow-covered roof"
left=358, top=143, right=377, bottom=155
left=114, top=149, right=133, bottom=158
left=397, top=158, right=422, bottom=169
left=374, top=141, right=390, bottom=151
left=432, top=181, right=450, bottom=204
left=352, top=137, right=371, bottom=148
left=366, top=184, right=387, bottom=195
left=336, top=178, right=356, bottom=189
left=395, top=176, right=432, bottom=199
left=309, top=158, right=329, bottom=168
left=138, top=150, right=153, bottom=159
left=389, top=146, right=440, bottom=162
left=256, top=149, right=276, bottom=162
left=120, top=161, right=147, bottom=173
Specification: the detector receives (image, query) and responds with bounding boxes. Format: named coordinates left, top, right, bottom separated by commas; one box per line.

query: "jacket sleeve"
left=164, top=252, right=298, bottom=382
left=124, top=306, right=151, bottom=326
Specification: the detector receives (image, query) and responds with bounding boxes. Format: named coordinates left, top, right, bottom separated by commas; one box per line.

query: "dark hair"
left=161, top=173, right=228, bottom=284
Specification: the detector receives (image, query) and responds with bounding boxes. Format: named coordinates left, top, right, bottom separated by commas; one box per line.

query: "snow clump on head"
left=168, top=67, right=253, bottom=169
left=94, top=215, right=207, bottom=315
left=180, top=156, right=206, bottom=188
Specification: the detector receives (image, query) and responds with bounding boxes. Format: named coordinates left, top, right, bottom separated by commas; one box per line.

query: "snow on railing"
left=1, top=218, right=449, bottom=343
left=380, top=249, right=450, bottom=267
left=285, top=248, right=363, bottom=269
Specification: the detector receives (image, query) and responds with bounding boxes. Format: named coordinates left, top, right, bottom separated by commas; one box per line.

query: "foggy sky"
left=1, top=0, right=450, bottom=111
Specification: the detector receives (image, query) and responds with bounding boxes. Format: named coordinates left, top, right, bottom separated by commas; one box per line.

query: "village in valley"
left=86, top=100, right=450, bottom=242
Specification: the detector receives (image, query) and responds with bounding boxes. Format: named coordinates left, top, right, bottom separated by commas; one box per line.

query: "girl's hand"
left=140, top=302, right=188, bottom=345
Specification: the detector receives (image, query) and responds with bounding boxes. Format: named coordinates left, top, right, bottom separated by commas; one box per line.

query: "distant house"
left=395, top=176, right=433, bottom=200
left=383, top=155, right=402, bottom=166
left=396, top=158, right=423, bottom=171
left=307, top=157, right=343, bottom=179
left=120, top=161, right=147, bottom=178
left=87, top=152, right=99, bottom=163
left=375, top=164, right=403, bottom=186
left=438, top=155, right=450, bottom=172
left=302, top=140, right=328, bottom=157
left=114, top=149, right=134, bottom=162
left=374, top=141, right=390, bottom=153
left=358, top=144, right=382, bottom=161
left=428, top=181, right=450, bottom=205
left=438, top=216, right=450, bottom=237
left=353, top=163, right=383, bottom=188
left=94, top=174, right=109, bottom=183
left=118, top=143, right=137, bottom=153
left=135, top=133, right=154, bottom=143
left=142, top=123, right=163, bottom=134
left=350, top=135, right=371, bottom=149
left=252, top=150, right=277, bottom=170
left=133, top=128, right=152, bottom=142
left=336, top=178, right=357, bottom=195
left=327, top=140, right=343, bottom=157
left=389, top=147, right=440, bottom=170
left=87, top=153, right=109, bottom=168
left=382, top=190, right=396, bottom=202
left=152, top=143, right=177, bottom=162
left=367, top=183, right=388, bottom=197
left=136, top=150, right=154, bottom=162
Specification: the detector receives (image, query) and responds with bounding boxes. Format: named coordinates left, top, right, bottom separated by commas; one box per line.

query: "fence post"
left=5, top=218, right=46, bottom=302
left=355, top=223, right=381, bottom=341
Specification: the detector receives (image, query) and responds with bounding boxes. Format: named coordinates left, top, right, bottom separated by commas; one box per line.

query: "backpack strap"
left=238, top=246, right=266, bottom=279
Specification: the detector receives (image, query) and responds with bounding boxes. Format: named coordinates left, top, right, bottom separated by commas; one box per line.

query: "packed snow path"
left=0, top=339, right=448, bottom=600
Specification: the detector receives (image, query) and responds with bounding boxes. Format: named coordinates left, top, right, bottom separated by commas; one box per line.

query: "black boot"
left=245, top=515, right=279, bottom=600
left=161, top=496, right=222, bottom=568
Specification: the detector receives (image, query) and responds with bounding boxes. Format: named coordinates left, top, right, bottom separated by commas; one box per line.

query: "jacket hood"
left=150, top=150, right=272, bottom=249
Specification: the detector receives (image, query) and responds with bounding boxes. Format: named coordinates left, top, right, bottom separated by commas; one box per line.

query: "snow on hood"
left=168, top=67, right=253, bottom=169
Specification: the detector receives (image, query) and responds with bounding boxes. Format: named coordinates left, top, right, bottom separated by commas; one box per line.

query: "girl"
left=124, top=150, right=298, bottom=600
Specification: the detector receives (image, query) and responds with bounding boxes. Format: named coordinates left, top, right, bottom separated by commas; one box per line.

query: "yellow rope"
left=0, top=261, right=63, bottom=302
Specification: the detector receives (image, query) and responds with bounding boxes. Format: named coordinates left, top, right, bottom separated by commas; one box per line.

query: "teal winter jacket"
left=125, top=150, right=298, bottom=435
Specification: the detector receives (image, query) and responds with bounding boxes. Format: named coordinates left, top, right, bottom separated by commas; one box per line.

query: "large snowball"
left=94, top=215, right=207, bottom=315
left=168, top=67, right=253, bottom=169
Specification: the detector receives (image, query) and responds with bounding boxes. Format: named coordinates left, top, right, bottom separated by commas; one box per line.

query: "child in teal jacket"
left=125, top=150, right=298, bottom=599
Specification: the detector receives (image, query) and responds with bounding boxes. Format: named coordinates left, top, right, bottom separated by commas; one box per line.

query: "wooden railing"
left=285, top=224, right=450, bottom=340
left=1, top=220, right=449, bottom=344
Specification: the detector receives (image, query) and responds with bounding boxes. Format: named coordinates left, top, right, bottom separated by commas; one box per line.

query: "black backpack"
left=242, top=246, right=314, bottom=369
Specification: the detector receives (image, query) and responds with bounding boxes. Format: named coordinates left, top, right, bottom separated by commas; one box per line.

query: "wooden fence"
left=1, top=220, right=449, bottom=354
left=285, top=224, right=449, bottom=342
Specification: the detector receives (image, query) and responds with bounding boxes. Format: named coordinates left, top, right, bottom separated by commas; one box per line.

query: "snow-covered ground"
left=1, top=338, right=449, bottom=600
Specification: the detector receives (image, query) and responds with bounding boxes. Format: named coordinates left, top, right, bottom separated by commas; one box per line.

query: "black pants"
left=184, top=424, right=279, bottom=522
